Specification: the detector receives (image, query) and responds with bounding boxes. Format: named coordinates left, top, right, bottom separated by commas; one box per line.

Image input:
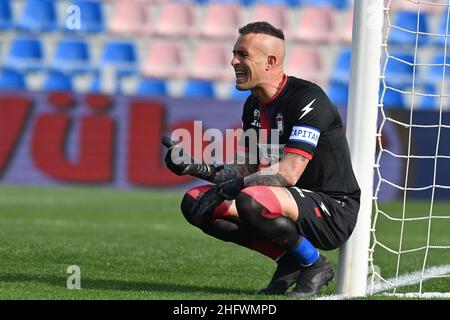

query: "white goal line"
left=316, top=264, right=450, bottom=300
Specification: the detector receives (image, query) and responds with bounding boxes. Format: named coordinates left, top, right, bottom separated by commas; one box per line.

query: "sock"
left=289, top=236, right=319, bottom=267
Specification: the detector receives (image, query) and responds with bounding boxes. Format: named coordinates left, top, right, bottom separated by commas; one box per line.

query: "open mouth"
left=234, top=69, right=247, bottom=82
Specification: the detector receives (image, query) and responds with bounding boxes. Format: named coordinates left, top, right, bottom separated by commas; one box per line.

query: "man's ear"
left=266, top=55, right=277, bottom=70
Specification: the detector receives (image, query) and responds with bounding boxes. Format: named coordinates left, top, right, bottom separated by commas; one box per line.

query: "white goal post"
left=337, top=0, right=450, bottom=298
left=337, top=0, right=384, bottom=297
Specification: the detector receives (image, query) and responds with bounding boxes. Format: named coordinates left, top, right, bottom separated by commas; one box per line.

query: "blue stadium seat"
left=18, top=0, right=57, bottom=32
left=136, top=78, right=168, bottom=97
left=381, top=85, right=404, bottom=109
left=301, top=0, right=349, bottom=9
left=327, top=81, right=348, bottom=107
left=101, top=41, right=137, bottom=75
left=260, top=0, right=302, bottom=6
left=53, top=39, right=91, bottom=74
left=183, top=79, right=215, bottom=98
left=66, top=0, right=104, bottom=33
left=434, top=11, right=450, bottom=46
left=416, top=83, right=439, bottom=110
left=88, top=71, right=101, bottom=93
left=229, top=84, right=250, bottom=101
left=388, top=11, right=429, bottom=46
left=43, top=70, right=73, bottom=92
left=0, top=0, right=12, bottom=30
left=330, top=48, right=351, bottom=83
left=0, top=68, right=26, bottom=90
left=385, top=53, right=414, bottom=86
left=7, top=37, right=43, bottom=72
left=429, top=52, right=450, bottom=82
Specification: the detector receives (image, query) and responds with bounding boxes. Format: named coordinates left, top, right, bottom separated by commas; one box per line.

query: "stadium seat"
left=385, top=53, right=415, bottom=86
left=301, top=0, right=349, bottom=9
left=53, top=39, right=91, bottom=74
left=415, top=83, right=439, bottom=110
left=389, top=0, right=444, bottom=14
left=0, top=67, right=26, bottom=90
left=189, top=42, right=232, bottom=80
left=434, top=11, right=450, bottom=46
left=136, top=77, right=168, bottom=97
left=109, top=1, right=150, bottom=36
left=330, top=48, right=351, bottom=83
left=101, top=41, right=137, bottom=75
left=327, top=81, right=348, bottom=107
left=381, top=84, right=405, bottom=109
left=153, top=2, right=196, bottom=38
left=428, top=52, right=450, bottom=82
left=18, top=0, right=57, bottom=32
left=260, top=0, right=301, bottom=6
left=199, top=3, right=242, bottom=39
left=142, top=41, right=184, bottom=79
left=388, top=11, right=429, bottom=46
left=229, top=84, right=250, bottom=101
left=339, top=8, right=353, bottom=44
left=66, top=0, right=104, bottom=33
left=0, top=0, right=12, bottom=30
left=292, top=7, right=336, bottom=43
left=285, top=46, right=325, bottom=84
left=7, top=37, right=43, bottom=72
left=183, top=79, right=215, bottom=98
left=252, top=4, right=289, bottom=30
left=43, top=70, right=73, bottom=92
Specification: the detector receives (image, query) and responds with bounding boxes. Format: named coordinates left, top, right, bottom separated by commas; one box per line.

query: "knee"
left=180, top=192, right=196, bottom=225
left=180, top=185, right=213, bottom=226
left=235, top=191, right=261, bottom=226
left=235, top=186, right=283, bottom=224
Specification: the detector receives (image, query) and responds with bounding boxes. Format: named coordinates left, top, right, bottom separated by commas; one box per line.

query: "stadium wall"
left=0, top=92, right=448, bottom=200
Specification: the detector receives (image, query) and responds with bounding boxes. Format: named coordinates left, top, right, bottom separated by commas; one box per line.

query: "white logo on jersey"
left=320, top=202, right=331, bottom=216
left=299, top=99, right=316, bottom=120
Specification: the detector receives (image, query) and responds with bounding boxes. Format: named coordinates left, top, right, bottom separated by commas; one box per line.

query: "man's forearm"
left=243, top=171, right=291, bottom=188
left=212, top=163, right=259, bottom=184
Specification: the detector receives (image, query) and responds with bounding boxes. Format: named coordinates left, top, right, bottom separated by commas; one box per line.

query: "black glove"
left=215, top=177, right=245, bottom=200
left=162, top=136, right=190, bottom=176
left=162, top=136, right=223, bottom=181
left=190, top=188, right=224, bottom=226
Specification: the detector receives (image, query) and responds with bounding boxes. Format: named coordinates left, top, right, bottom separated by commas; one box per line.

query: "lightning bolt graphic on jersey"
left=320, top=202, right=331, bottom=216
left=299, top=99, right=316, bottom=120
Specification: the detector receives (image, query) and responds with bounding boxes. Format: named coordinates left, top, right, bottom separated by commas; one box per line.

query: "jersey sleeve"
left=284, top=87, right=334, bottom=160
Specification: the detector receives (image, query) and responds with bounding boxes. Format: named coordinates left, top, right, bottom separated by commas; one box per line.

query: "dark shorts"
left=287, top=187, right=360, bottom=251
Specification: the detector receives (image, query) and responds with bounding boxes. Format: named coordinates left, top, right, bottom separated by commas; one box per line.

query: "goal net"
left=368, top=0, right=450, bottom=297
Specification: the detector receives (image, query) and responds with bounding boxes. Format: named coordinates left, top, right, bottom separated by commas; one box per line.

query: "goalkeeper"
left=163, top=22, right=360, bottom=297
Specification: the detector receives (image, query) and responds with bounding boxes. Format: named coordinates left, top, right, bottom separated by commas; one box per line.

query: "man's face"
left=231, top=33, right=268, bottom=91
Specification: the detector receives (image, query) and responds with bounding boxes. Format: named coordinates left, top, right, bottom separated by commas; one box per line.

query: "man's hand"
left=162, top=137, right=224, bottom=181
left=190, top=188, right=224, bottom=226
left=162, top=137, right=190, bottom=176
left=215, top=177, right=245, bottom=200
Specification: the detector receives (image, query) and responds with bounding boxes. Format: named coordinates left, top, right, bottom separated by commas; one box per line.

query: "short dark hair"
left=238, top=21, right=285, bottom=40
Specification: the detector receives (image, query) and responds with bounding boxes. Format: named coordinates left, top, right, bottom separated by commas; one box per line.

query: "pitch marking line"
left=316, top=264, right=450, bottom=300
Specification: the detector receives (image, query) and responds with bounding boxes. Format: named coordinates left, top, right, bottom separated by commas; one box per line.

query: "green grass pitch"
left=0, top=184, right=449, bottom=300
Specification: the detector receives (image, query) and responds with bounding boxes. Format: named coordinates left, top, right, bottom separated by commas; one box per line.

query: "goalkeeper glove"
left=162, top=136, right=223, bottom=181
left=215, top=177, right=245, bottom=200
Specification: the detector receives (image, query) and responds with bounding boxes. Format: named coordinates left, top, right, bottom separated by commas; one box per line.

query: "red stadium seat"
left=389, top=0, right=444, bottom=14
left=252, top=4, right=290, bottom=30
left=142, top=40, right=185, bottom=78
left=291, top=7, right=337, bottom=43
left=339, top=8, right=353, bottom=44
left=153, top=2, right=196, bottom=38
left=285, top=46, right=326, bottom=85
left=199, top=4, right=242, bottom=39
left=109, top=1, right=150, bottom=36
left=189, top=42, right=233, bottom=80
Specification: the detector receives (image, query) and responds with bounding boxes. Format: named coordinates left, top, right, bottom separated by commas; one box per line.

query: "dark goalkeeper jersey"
left=241, top=75, right=360, bottom=201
